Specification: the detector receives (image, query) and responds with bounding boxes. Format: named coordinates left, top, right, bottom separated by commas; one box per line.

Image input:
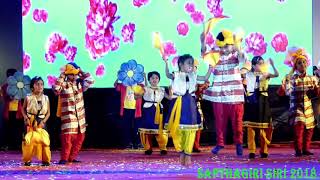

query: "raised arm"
left=267, top=58, right=279, bottom=79
left=164, top=59, right=174, bottom=80
left=52, top=73, right=66, bottom=95
left=197, top=65, right=213, bottom=81
left=78, top=69, right=94, bottom=92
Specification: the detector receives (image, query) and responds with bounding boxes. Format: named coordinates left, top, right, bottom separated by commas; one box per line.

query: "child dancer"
left=1, top=69, right=24, bottom=150
left=164, top=54, right=212, bottom=166
left=201, top=30, right=247, bottom=156
left=21, top=76, right=51, bottom=166
left=282, top=48, right=318, bottom=156
left=53, top=63, right=94, bottom=164
left=114, top=79, right=144, bottom=149
left=243, top=56, right=279, bottom=159
left=139, top=71, right=170, bottom=155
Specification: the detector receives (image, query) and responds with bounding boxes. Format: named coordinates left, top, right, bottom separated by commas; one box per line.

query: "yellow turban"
left=216, top=29, right=234, bottom=47
left=64, top=63, right=80, bottom=75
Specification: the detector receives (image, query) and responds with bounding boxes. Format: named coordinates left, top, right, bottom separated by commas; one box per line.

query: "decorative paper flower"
left=205, top=32, right=215, bottom=48
left=23, top=51, right=31, bottom=72
left=117, top=59, right=144, bottom=86
left=245, top=32, right=267, bottom=56
left=22, top=0, right=31, bottom=17
left=185, top=2, right=195, bottom=14
left=133, top=0, right=150, bottom=8
left=121, top=23, right=136, bottom=43
left=96, top=63, right=106, bottom=78
left=63, top=46, right=77, bottom=62
left=33, top=9, right=48, bottom=23
left=191, top=10, right=204, bottom=24
left=47, top=75, right=58, bottom=87
left=85, top=0, right=120, bottom=59
left=207, top=0, right=227, bottom=18
left=177, top=22, right=189, bottom=36
left=171, top=56, right=179, bottom=67
left=110, top=36, right=120, bottom=51
left=46, top=33, right=68, bottom=54
left=271, top=33, right=288, bottom=53
left=163, top=41, right=177, bottom=59
left=45, top=52, right=56, bottom=64
left=6, top=72, right=31, bottom=100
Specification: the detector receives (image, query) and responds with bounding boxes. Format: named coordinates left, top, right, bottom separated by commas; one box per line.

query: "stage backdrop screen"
left=22, top=0, right=312, bottom=87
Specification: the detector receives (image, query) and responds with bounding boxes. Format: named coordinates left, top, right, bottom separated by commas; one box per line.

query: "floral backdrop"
left=22, top=0, right=312, bottom=87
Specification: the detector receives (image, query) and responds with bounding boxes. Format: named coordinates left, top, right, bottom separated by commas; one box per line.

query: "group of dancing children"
left=1, top=29, right=318, bottom=167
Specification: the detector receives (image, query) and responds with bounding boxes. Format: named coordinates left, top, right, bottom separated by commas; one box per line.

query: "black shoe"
left=24, top=162, right=31, bottom=166
left=144, top=149, right=153, bottom=155
left=58, top=160, right=68, bottom=164
left=249, top=153, right=255, bottom=159
left=193, top=148, right=201, bottom=153
left=160, top=150, right=167, bottom=155
left=42, top=162, right=50, bottom=166
left=295, top=151, right=302, bottom=157
left=260, top=153, right=268, bottom=158
left=70, top=159, right=81, bottom=163
left=302, top=151, right=314, bottom=156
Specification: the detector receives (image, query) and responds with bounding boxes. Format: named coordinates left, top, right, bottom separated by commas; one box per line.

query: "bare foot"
left=180, top=153, right=185, bottom=166
left=184, top=155, right=192, bottom=166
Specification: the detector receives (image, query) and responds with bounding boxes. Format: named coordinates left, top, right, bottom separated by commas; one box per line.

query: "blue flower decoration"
left=7, top=72, right=31, bottom=100
left=117, top=59, right=144, bottom=86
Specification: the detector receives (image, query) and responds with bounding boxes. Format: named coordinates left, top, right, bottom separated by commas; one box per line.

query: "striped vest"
left=203, top=51, right=245, bottom=103
left=286, top=74, right=318, bottom=129
left=53, top=74, right=94, bottom=134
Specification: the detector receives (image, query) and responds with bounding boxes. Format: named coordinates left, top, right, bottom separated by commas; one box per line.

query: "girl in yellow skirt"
left=21, top=76, right=51, bottom=166
left=139, top=71, right=171, bottom=155
left=164, top=54, right=212, bottom=166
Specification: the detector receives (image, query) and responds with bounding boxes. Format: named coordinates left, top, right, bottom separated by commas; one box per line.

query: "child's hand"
left=162, top=55, right=168, bottom=62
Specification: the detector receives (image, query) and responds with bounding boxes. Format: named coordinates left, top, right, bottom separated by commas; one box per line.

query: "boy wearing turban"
left=53, top=63, right=94, bottom=164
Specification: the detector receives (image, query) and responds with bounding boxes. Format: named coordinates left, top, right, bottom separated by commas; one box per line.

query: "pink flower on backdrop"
left=245, top=32, right=267, bottom=56
left=46, top=33, right=68, bottom=54
left=133, top=0, right=150, bottom=8
left=271, top=33, right=288, bottom=53
left=45, top=53, right=56, bottom=64
left=207, top=0, right=226, bottom=18
left=110, top=36, right=120, bottom=51
left=177, top=22, right=189, bottom=36
left=33, top=9, right=41, bottom=22
left=205, top=32, right=215, bottom=48
left=85, top=0, right=120, bottom=59
left=64, top=46, right=77, bottom=62
left=191, top=11, right=204, bottom=24
left=22, top=0, right=31, bottom=17
left=23, top=51, right=31, bottom=72
left=96, top=63, right=106, bottom=77
left=184, top=2, right=195, bottom=14
left=171, top=56, right=179, bottom=67
left=122, top=23, right=136, bottom=43
left=163, top=41, right=177, bottom=59
left=47, top=75, right=58, bottom=87
left=33, top=9, right=48, bottom=23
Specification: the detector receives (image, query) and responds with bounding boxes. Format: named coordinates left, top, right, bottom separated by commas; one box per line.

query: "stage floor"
left=0, top=145, right=319, bottom=179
